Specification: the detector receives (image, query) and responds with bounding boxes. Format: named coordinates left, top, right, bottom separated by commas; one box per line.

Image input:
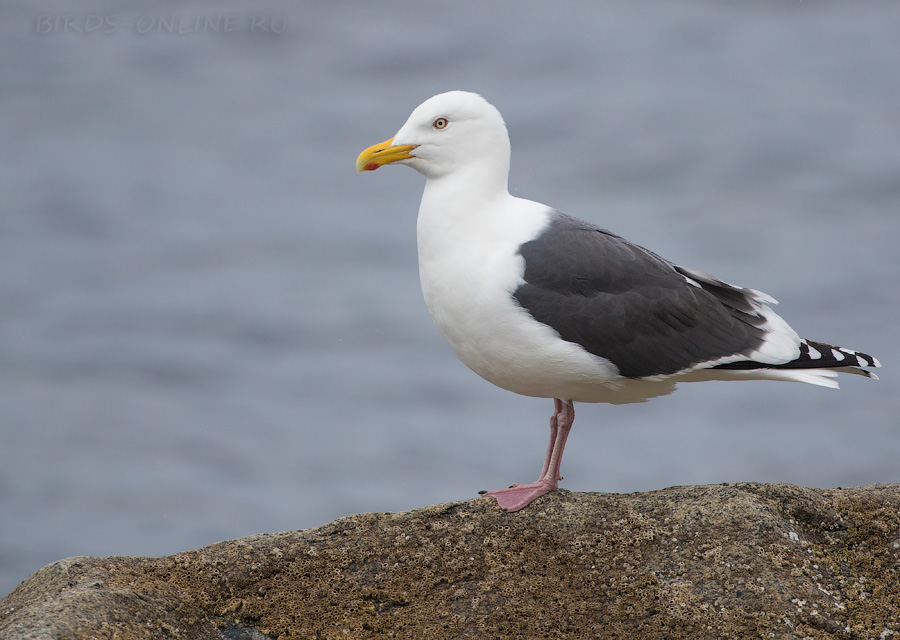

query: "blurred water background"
left=2, top=0, right=898, bottom=596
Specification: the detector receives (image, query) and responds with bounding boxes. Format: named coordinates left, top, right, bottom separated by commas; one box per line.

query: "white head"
left=356, top=91, right=511, bottom=185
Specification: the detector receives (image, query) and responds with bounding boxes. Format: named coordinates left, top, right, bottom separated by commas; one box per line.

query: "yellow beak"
left=356, top=137, right=417, bottom=172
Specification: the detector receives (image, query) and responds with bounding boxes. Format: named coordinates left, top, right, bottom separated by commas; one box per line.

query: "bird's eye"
left=433, top=117, right=448, bottom=130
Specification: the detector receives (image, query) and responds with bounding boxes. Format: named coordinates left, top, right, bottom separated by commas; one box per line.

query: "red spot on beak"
left=363, top=162, right=380, bottom=171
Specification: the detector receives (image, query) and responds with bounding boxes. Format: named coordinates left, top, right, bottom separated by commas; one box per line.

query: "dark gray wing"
left=512, top=213, right=767, bottom=378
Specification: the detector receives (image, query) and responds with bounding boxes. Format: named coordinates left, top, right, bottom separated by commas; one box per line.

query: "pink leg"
left=480, top=399, right=575, bottom=512
left=539, top=398, right=561, bottom=479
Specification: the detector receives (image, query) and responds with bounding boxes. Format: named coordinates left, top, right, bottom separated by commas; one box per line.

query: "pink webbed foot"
left=479, top=479, right=558, bottom=512
left=479, top=398, right=575, bottom=513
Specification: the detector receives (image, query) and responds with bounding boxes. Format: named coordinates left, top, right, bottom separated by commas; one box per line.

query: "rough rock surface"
left=2, top=483, right=899, bottom=639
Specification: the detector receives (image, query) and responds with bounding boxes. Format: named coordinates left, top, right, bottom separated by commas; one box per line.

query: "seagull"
left=355, top=90, right=880, bottom=512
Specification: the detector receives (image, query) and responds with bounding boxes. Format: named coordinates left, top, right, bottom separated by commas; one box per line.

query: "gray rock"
left=2, top=483, right=899, bottom=639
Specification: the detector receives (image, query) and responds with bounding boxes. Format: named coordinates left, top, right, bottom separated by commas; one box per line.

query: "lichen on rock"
left=2, top=483, right=899, bottom=639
